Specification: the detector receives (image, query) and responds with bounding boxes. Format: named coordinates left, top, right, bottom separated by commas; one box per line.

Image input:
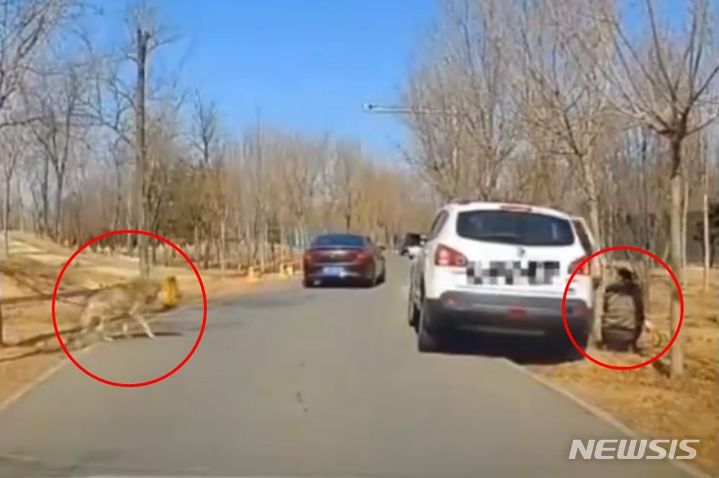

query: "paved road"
left=0, top=258, right=696, bottom=477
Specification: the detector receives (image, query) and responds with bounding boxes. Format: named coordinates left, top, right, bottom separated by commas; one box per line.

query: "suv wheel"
left=407, top=288, right=419, bottom=329
left=417, top=300, right=442, bottom=353
left=551, top=327, right=589, bottom=360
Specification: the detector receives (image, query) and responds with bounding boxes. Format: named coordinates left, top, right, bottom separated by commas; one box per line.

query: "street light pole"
left=363, top=103, right=461, bottom=117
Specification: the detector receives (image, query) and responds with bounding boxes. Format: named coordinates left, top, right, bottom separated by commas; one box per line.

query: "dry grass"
left=531, top=265, right=718, bottom=475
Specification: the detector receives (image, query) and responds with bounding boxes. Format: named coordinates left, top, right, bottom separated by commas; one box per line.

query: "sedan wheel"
left=377, top=266, right=386, bottom=284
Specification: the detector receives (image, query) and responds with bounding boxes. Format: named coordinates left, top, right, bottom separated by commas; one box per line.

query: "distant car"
left=407, top=201, right=595, bottom=353
left=303, top=233, right=386, bottom=287
left=400, top=233, right=423, bottom=259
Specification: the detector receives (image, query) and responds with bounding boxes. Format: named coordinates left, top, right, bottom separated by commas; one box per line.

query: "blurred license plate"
left=323, top=267, right=344, bottom=276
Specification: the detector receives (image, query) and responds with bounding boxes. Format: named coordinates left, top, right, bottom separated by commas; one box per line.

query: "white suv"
left=407, top=201, right=595, bottom=353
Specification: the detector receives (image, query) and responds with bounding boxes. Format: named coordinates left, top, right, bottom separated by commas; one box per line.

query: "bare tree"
left=592, top=0, right=719, bottom=377
left=189, top=92, right=226, bottom=268
left=0, top=125, right=27, bottom=253
left=402, top=0, right=518, bottom=201
left=81, top=1, right=177, bottom=276
left=0, top=0, right=79, bottom=347
left=27, top=64, right=88, bottom=240
left=327, top=140, right=365, bottom=232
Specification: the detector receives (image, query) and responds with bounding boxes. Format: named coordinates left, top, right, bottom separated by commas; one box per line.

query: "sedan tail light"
left=354, top=250, right=373, bottom=262
left=568, top=257, right=590, bottom=275
left=435, top=244, right=468, bottom=267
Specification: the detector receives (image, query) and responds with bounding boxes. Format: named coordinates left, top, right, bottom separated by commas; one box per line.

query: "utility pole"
left=135, top=26, right=151, bottom=278
left=255, top=107, right=266, bottom=273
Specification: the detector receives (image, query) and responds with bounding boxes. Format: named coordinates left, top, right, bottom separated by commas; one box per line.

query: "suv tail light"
left=568, top=257, right=590, bottom=275
left=435, top=244, right=468, bottom=267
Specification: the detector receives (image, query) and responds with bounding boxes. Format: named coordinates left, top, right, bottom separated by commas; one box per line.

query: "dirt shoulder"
left=0, top=232, right=295, bottom=407
left=529, top=266, right=718, bottom=475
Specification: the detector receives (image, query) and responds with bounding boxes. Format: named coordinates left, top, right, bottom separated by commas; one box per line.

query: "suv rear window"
left=456, top=210, right=575, bottom=246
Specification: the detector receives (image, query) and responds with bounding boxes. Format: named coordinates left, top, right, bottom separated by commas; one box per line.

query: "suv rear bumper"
left=424, top=291, right=592, bottom=338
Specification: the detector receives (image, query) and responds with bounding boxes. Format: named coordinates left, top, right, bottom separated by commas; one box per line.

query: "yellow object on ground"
left=161, top=275, right=180, bottom=308
left=247, top=265, right=263, bottom=282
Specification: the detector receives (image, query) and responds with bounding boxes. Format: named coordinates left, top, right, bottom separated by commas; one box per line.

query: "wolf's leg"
left=132, top=314, right=155, bottom=339
left=128, top=302, right=155, bottom=339
left=79, top=307, right=96, bottom=336
left=121, top=321, right=131, bottom=338
left=95, top=319, right=114, bottom=342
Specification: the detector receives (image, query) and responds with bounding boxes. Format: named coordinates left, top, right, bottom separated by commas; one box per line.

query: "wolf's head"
left=159, top=275, right=180, bottom=308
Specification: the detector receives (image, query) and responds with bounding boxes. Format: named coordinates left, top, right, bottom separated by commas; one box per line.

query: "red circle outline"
left=51, top=229, right=208, bottom=387
left=562, top=245, right=684, bottom=370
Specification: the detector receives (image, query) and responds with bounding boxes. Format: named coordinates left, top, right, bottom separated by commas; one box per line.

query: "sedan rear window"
left=456, top=210, right=575, bottom=246
left=311, top=234, right=365, bottom=248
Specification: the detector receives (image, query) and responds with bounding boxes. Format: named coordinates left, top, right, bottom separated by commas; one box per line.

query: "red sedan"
left=303, top=233, right=386, bottom=287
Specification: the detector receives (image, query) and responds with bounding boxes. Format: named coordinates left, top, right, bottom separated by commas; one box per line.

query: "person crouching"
left=601, top=267, right=645, bottom=352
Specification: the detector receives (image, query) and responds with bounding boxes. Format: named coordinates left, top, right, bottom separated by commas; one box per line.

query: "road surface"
left=0, top=258, right=696, bottom=477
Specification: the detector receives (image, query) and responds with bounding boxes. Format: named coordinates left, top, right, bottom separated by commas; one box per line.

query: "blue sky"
left=139, top=0, right=437, bottom=159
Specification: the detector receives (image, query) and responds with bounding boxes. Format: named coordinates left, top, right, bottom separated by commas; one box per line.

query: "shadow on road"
left=0, top=329, right=183, bottom=363
left=429, top=333, right=583, bottom=365
left=305, top=280, right=385, bottom=290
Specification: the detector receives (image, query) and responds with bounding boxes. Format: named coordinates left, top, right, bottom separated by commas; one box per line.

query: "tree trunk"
left=135, top=27, right=150, bottom=278
left=681, top=174, right=688, bottom=269
left=702, top=138, right=710, bottom=291
left=220, top=216, right=227, bottom=270
left=3, top=174, right=10, bottom=256
left=259, top=220, right=267, bottom=272
left=245, top=222, right=253, bottom=268
left=0, top=301, right=4, bottom=347
left=702, top=191, right=710, bottom=291
left=0, top=287, right=4, bottom=346
left=111, top=165, right=122, bottom=231
left=669, top=139, right=685, bottom=378
left=0, top=176, right=5, bottom=345
left=17, top=180, right=25, bottom=233
left=202, top=233, right=210, bottom=269
left=125, top=191, right=133, bottom=251
left=41, top=155, right=50, bottom=236
left=53, top=169, right=65, bottom=241
left=587, top=178, right=605, bottom=345
left=193, top=224, right=200, bottom=260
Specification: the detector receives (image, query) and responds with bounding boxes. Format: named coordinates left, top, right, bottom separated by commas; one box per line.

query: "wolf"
left=75, top=275, right=180, bottom=344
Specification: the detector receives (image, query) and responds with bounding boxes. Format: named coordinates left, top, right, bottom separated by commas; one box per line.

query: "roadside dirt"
left=530, top=266, right=718, bottom=475
left=0, top=232, right=293, bottom=406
